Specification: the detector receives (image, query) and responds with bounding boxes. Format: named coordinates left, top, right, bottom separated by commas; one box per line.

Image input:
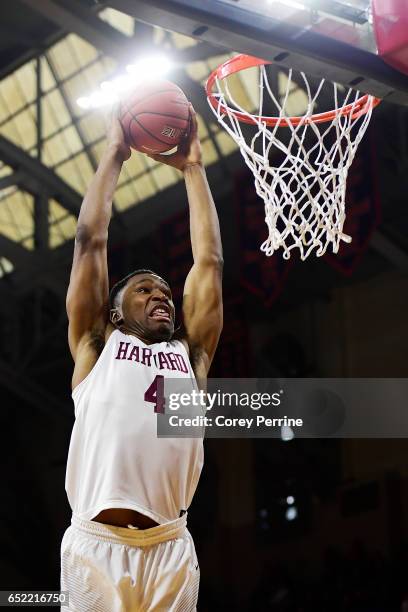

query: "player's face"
left=121, top=274, right=175, bottom=341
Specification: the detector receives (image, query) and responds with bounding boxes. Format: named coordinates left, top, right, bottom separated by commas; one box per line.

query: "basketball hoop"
left=206, top=54, right=381, bottom=260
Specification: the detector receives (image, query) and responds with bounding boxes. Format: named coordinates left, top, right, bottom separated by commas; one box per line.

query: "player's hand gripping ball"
left=119, top=81, right=190, bottom=154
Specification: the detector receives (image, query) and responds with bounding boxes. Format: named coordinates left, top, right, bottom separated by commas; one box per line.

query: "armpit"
left=89, top=328, right=105, bottom=356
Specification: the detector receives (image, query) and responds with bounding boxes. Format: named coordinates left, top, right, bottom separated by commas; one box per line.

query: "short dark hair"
left=109, top=269, right=170, bottom=310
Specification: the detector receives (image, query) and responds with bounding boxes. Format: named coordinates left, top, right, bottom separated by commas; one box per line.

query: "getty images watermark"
left=156, top=378, right=408, bottom=438
left=166, top=388, right=302, bottom=431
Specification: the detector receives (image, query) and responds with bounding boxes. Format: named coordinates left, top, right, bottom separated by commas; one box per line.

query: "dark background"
left=0, top=1, right=408, bottom=611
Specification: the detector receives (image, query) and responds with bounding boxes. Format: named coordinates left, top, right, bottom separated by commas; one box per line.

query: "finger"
left=178, top=105, right=196, bottom=148
left=102, top=104, right=113, bottom=129
left=188, top=103, right=198, bottom=137
left=146, top=152, right=175, bottom=166
left=106, top=103, right=120, bottom=129
left=104, top=106, right=118, bottom=133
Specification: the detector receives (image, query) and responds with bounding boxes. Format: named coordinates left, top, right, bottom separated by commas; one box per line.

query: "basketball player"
left=60, top=104, right=223, bottom=611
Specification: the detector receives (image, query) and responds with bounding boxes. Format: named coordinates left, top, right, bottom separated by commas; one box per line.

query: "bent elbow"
left=197, top=255, right=224, bottom=270
left=75, top=224, right=108, bottom=251
left=215, top=256, right=224, bottom=269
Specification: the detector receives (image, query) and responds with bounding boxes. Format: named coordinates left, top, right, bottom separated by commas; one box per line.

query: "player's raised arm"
left=147, top=105, right=223, bottom=372
left=66, top=116, right=130, bottom=362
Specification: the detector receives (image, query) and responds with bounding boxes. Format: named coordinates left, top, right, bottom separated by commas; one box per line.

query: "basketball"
left=119, top=81, right=190, bottom=154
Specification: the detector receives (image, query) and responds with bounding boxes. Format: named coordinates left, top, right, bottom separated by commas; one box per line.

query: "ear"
left=110, top=308, right=123, bottom=325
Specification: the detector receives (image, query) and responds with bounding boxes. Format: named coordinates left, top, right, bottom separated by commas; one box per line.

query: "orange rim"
left=205, top=54, right=381, bottom=127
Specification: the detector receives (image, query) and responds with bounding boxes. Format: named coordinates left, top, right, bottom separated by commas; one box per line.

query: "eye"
left=136, top=287, right=149, bottom=293
left=161, top=287, right=172, bottom=299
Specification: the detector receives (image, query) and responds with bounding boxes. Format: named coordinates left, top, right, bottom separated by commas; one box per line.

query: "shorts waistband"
left=71, top=513, right=187, bottom=547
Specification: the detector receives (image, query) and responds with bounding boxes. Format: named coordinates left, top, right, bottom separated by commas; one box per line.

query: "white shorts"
left=60, top=513, right=199, bottom=612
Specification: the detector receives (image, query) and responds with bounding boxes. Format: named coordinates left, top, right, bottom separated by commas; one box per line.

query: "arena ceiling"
left=0, top=0, right=344, bottom=284
left=0, top=3, right=233, bottom=274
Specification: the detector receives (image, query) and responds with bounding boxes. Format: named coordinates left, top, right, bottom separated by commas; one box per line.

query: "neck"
left=118, top=322, right=171, bottom=344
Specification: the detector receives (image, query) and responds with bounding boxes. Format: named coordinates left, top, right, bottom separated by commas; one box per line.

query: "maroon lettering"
left=166, top=352, right=178, bottom=371
left=141, top=347, right=152, bottom=366
left=144, top=375, right=165, bottom=413
left=115, top=341, right=130, bottom=360
left=127, top=345, right=140, bottom=362
left=157, top=351, right=171, bottom=370
left=115, top=343, right=188, bottom=372
left=175, top=353, right=188, bottom=373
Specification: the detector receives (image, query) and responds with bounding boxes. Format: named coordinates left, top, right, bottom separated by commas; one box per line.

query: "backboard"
left=111, top=0, right=408, bottom=105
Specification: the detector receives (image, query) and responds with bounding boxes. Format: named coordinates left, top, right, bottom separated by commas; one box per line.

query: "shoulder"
left=105, top=322, right=116, bottom=343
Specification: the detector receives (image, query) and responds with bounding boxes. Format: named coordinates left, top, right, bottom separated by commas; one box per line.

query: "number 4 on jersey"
left=144, top=375, right=165, bottom=413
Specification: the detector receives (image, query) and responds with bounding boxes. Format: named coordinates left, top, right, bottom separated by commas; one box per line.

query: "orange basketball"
left=119, top=81, right=190, bottom=154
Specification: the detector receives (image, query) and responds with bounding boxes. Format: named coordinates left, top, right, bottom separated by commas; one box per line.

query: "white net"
left=207, top=63, right=378, bottom=260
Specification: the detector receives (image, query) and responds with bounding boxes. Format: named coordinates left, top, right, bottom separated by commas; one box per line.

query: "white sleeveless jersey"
left=65, top=329, right=204, bottom=524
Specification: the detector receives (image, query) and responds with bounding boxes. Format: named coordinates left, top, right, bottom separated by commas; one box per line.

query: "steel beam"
left=109, top=0, right=408, bottom=105
left=177, top=41, right=224, bottom=63
left=34, top=195, right=49, bottom=250
left=44, top=53, right=127, bottom=223
left=0, top=171, right=24, bottom=190
left=0, top=2, right=221, bottom=81
left=21, top=0, right=222, bottom=68
left=0, top=235, right=31, bottom=267
left=0, top=135, right=82, bottom=216
left=19, top=0, right=139, bottom=63
left=33, top=56, right=49, bottom=250
left=0, top=150, right=238, bottom=293
left=45, top=55, right=97, bottom=173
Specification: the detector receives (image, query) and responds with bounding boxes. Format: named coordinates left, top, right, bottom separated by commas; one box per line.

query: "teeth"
left=152, top=308, right=168, bottom=316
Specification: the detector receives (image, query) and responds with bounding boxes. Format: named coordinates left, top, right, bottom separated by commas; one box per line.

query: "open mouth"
left=149, top=305, right=171, bottom=323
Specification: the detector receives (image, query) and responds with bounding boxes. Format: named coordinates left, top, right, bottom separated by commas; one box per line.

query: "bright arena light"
left=281, top=425, right=295, bottom=441
left=286, top=495, right=295, bottom=505
left=285, top=506, right=298, bottom=521
left=126, top=55, right=173, bottom=80
left=267, top=0, right=306, bottom=9
left=76, top=54, right=174, bottom=110
left=76, top=97, right=91, bottom=109
left=104, top=74, right=134, bottom=94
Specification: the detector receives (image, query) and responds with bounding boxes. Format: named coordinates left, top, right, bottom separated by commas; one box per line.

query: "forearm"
left=76, top=145, right=125, bottom=241
left=184, top=164, right=223, bottom=263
